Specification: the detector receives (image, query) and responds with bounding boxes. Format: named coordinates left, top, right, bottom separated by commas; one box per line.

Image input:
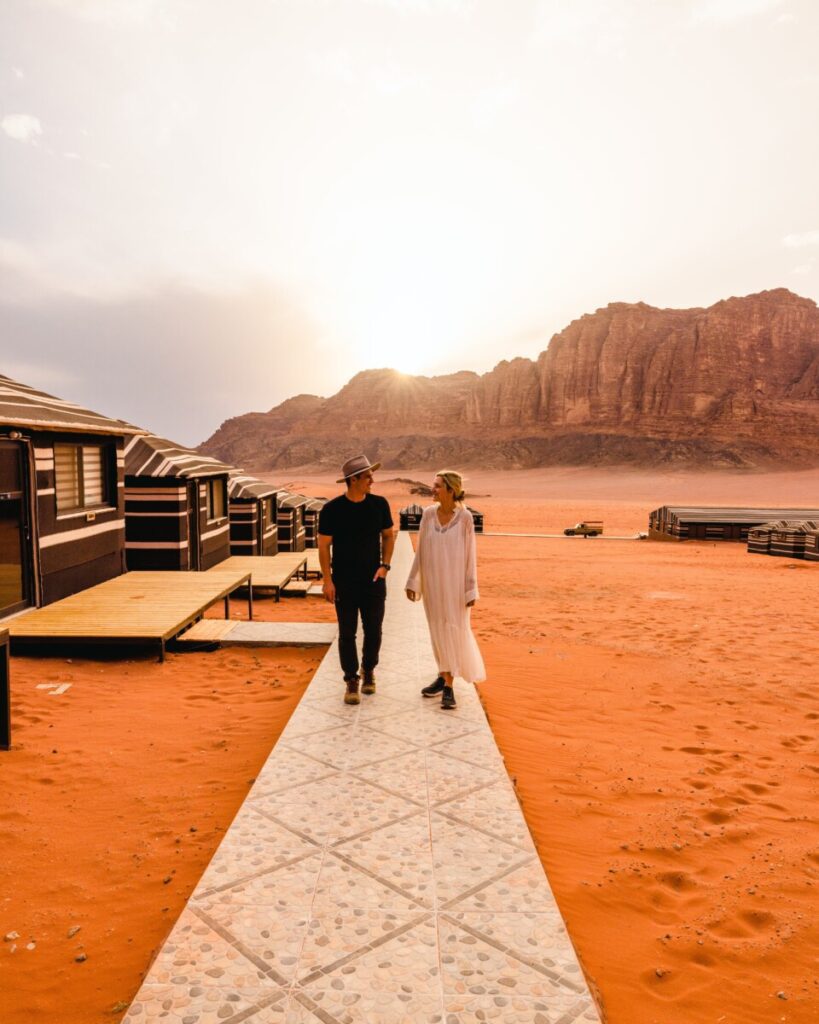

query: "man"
left=318, top=454, right=395, bottom=705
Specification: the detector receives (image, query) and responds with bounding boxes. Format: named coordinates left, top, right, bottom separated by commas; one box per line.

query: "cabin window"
left=54, top=443, right=109, bottom=512
left=206, top=478, right=226, bottom=521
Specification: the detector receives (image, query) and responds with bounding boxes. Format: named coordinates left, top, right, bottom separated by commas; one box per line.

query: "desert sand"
left=286, top=467, right=819, bottom=1024
left=1, top=466, right=817, bottom=1024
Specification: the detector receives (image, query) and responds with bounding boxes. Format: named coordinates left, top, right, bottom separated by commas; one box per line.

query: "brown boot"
left=361, top=669, right=376, bottom=695
left=344, top=676, right=360, bottom=705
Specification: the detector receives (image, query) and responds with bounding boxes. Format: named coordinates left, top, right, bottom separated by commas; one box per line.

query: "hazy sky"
left=2, top=0, right=818, bottom=445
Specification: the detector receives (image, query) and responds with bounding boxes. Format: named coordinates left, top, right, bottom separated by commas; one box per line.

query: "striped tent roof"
left=653, top=506, right=819, bottom=524
left=124, top=434, right=231, bottom=480
left=768, top=520, right=819, bottom=533
left=0, top=373, right=142, bottom=436
left=228, top=471, right=278, bottom=501
left=279, top=492, right=311, bottom=509
left=303, top=497, right=327, bottom=511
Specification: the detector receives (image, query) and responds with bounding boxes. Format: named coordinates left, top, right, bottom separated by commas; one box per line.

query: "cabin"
left=747, top=521, right=784, bottom=555
left=648, top=506, right=819, bottom=542
left=276, top=491, right=307, bottom=552
left=0, top=373, right=141, bottom=618
left=124, top=435, right=231, bottom=571
left=399, top=504, right=424, bottom=532
left=228, top=472, right=279, bottom=556
left=302, top=497, right=327, bottom=548
left=769, top=521, right=819, bottom=559
left=805, top=530, right=819, bottom=563
left=399, top=504, right=483, bottom=532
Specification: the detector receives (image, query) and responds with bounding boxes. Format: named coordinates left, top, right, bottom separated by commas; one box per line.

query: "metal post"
left=224, top=594, right=230, bottom=618
left=247, top=582, right=253, bottom=621
left=1, top=628, right=10, bottom=750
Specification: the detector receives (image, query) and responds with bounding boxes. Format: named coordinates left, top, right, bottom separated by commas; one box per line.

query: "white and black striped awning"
left=228, top=471, right=278, bottom=501
left=0, top=373, right=142, bottom=436
left=124, top=434, right=231, bottom=480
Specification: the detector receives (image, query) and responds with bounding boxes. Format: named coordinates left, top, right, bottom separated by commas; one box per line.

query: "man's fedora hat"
left=337, top=454, right=381, bottom=483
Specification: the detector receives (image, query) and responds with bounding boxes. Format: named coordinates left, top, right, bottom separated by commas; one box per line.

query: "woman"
left=405, top=470, right=485, bottom=709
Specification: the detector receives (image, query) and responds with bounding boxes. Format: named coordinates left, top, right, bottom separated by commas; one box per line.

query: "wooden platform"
left=304, top=548, right=322, bottom=577
left=208, top=554, right=308, bottom=601
left=8, top=570, right=251, bottom=660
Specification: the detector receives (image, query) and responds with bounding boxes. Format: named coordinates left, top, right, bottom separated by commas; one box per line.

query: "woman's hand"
left=466, top=599, right=475, bottom=607
left=405, top=589, right=418, bottom=602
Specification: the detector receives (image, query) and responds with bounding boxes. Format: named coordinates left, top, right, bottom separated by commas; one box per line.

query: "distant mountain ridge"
left=199, top=288, right=819, bottom=470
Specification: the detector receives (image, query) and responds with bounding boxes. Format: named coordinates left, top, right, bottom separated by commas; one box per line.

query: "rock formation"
left=199, top=289, right=819, bottom=470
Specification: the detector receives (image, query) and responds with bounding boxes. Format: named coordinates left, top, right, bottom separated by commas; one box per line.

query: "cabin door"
left=186, top=482, right=201, bottom=570
left=0, top=441, right=32, bottom=617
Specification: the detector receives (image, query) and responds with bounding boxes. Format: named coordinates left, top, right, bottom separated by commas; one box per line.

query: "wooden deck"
left=8, top=570, right=251, bottom=660
left=305, top=548, right=322, bottom=577
left=208, top=554, right=308, bottom=600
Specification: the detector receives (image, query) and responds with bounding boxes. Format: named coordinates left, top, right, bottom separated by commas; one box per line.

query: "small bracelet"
left=380, top=563, right=391, bottom=571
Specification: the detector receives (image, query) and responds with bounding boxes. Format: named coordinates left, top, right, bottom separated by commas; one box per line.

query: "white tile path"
left=123, top=533, right=601, bottom=1024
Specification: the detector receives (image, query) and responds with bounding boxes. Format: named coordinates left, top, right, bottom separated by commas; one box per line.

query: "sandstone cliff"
left=200, top=289, right=819, bottom=470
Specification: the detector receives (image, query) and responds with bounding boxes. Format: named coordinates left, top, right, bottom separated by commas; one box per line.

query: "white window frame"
left=54, top=442, right=113, bottom=516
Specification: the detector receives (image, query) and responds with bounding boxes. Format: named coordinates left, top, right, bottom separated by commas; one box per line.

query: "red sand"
left=2, top=467, right=818, bottom=1024
left=0, top=647, right=322, bottom=1024
left=292, top=468, right=819, bottom=1024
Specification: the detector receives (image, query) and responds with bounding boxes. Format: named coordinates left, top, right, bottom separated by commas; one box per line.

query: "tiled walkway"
left=124, top=534, right=601, bottom=1024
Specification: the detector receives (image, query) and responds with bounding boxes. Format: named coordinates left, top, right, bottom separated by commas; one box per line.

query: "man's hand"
left=373, top=566, right=388, bottom=582
left=322, top=579, right=336, bottom=603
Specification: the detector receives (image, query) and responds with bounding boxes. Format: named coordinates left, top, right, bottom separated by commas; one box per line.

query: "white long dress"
left=405, top=505, right=486, bottom=684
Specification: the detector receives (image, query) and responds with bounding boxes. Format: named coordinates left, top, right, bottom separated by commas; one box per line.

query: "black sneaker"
left=441, top=685, right=457, bottom=710
left=421, top=676, right=445, bottom=698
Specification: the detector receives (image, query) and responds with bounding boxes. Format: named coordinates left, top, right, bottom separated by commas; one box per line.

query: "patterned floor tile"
left=440, top=916, right=594, bottom=1021
left=296, top=909, right=428, bottom=981
left=122, top=910, right=281, bottom=1024
left=430, top=815, right=532, bottom=906
left=354, top=692, right=418, bottom=721
left=250, top=748, right=337, bottom=797
left=443, top=994, right=599, bottom=1024
left=350, top=749, right=429, bottom=802
left=328, top=814, right=434, bottom=907
left=282, top=706, right=354, bottom=739
left=364, top=711, right=481, bottom=748
left=448, top=859, right=556, bottom=913
left=442, top=912, right=589, bottom=992
left=199, top=903, right=313, bottom=983
left=282, top=725, right=419, bottom=771
left=301, top=917, right=443, bottom=1024
left=312, top=852, right=425, bottom=911
left=258, top=773, right=419, bottom=845
left=122, top=985, right=283, bottom=1024
left=423, top=749, right=501, bottom=804
left=195, top=811, right=318, bottom=893
left=195, top=851, right=323, bottom=911
left=435, top=780, right=534, bottom=850
left=432, top=728, right=507, bottom=770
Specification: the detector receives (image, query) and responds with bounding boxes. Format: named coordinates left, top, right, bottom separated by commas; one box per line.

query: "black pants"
left=334, top=577, right=386, bottom=680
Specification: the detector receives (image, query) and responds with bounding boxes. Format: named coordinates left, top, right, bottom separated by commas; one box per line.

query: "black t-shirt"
left=318, top=493, right=393, bottom=583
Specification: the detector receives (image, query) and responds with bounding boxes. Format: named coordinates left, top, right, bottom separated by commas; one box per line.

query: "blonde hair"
left=436, top=469, right=466, bottom=505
